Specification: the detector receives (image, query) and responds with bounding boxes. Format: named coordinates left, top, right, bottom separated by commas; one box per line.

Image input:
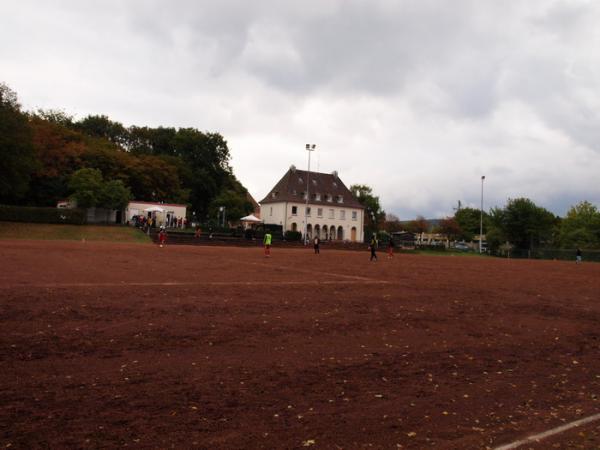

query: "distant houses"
left=260, top=166, right=365, bottom=242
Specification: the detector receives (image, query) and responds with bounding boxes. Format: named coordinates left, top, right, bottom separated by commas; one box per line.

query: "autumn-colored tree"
left=1, top=83, right=249, bottom=216
left=383, top=213, right=403, bottom=233
left=437, top=217, right=462, bottom=241
left=407, top=215, right=429, bottom=234
left=26, top=116, right=86, bottom=205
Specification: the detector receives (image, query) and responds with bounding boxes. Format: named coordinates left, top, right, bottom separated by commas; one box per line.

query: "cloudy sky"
left=3, top=0, right=600, bottom=219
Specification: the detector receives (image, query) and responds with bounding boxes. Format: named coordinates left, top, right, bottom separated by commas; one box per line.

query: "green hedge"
left=0, top=205, right=87, bottom=224
left=501, top=247, right=600, bottom=262
left=284, top=230, right=302, bottom=241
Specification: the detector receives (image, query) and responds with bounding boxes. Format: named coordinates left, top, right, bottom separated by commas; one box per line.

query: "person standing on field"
left=263, top=232, right=272, bottom=257
left=369, top=233, right=378, bottom=261
left=158, top=226, right=167, bottom=248
left=313, top=236, right=320, bottom=254
left=387, top=234, right=395, bottom=258
left=576, top=247, right=582, bottom=264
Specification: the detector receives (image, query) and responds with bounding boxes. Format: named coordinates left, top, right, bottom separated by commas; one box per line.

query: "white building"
left=260, top=166, right=365, bottom=242
left=57, top=199, right=187, bottom=226
left=126, top=201, right=187, bottom=227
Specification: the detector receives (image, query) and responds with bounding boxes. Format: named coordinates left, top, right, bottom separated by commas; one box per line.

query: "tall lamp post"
left=304, top=144, right=316, bottom=244
left=480, top=175, right=485, bottom=253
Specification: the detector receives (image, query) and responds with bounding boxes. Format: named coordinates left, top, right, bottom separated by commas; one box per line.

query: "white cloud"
left=2, top=0, right=599, bottom=219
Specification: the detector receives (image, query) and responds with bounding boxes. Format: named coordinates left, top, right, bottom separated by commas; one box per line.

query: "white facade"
left=263, top=201, right=365, bottom=242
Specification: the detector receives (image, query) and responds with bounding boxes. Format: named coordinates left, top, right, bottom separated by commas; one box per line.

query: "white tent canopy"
left=240, top=214, right=262, bottom=222
left=144, top=206, right=165, bottom=212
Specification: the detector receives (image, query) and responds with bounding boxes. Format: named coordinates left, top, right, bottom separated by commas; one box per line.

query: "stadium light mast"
left=304, top=144, right=316, bottom=244
left=480, top=175, right=485, bottom=253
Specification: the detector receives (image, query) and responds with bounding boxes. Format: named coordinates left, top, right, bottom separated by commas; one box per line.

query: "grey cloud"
left=3, top=0, right=600, bottom=219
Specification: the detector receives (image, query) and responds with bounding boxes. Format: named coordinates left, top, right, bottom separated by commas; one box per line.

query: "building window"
left=292, top=190, right=297, bottom=196
left=352, top=211, right=357, bottom=221
left=292, top=206, right=297, bottom=215
left=340, top=210, right=346, bottom=220
left=315, top=193, right=321, bottom=201
left=317, top=208, right=323, bottom=217
left=301, top=192, right=307, bottom=200
left=337, top=195, right=343, bottom=203
left=306, top=207, right=311, bottom=216
left=312, top=179, right=317, bottom=185
left=298, top=177, right=303, bottom=184
left=326, top=194, right=332, bottom=202
left=329, top=209, right=334, bottom=219
left=270, top=207, right=273, bottom=216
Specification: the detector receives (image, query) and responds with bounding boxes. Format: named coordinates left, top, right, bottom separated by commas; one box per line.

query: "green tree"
left=174, top=130, right=232, bottom=217
left=454, top=207, right=489, bottom=241
left=69, top=168, right=131, bottom=209
left=350, top=184, right=385, bottom=237
left=68, top=168, right=104, bottom=208
left=0, top=82, right=36, bottom=203
left=489, top=198, right=558, bottom=251
left=208, top=173, right=254, bottom=225
left=559, top=201, right=600, bottom=248
left=35, top=109, right=75, bottom=127
left=77, top=115, right=128, bottom=147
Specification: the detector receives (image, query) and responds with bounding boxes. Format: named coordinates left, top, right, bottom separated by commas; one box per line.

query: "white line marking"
left=247, top=260, right=377, bottom=282
left=2, top=280, right=390, bottom=289
left=494, top=412, right=600, bottom=450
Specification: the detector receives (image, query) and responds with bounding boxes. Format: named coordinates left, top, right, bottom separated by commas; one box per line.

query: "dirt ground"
left=1, top=240, right=599, bottom=449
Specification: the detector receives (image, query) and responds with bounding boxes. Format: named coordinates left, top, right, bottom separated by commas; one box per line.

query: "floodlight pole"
left=304, top=144, right=316, bottom=244
left=480, top=175, right=485, bottom=253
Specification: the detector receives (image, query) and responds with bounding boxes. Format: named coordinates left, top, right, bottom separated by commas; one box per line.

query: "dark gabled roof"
left=260, top=168, right=364, bottom=209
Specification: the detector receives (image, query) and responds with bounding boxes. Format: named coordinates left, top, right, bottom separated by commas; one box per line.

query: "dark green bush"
left=0, top=205, right=86, bottom=224
left=284, top=230, right=302, bottom=241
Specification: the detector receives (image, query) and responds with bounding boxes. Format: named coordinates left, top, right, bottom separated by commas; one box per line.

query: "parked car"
left=454, top=242, right=470, bottom=251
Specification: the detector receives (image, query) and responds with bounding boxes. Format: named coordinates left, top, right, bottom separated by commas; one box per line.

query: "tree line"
left=0, top=82, right=253, bottom=221
left=383, top=198, right=600, bottom=251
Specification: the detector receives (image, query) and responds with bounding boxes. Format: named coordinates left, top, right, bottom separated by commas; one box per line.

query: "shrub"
left=284, top=230, right=302, bottom=241
left=0, top=204, right=86, bottom=224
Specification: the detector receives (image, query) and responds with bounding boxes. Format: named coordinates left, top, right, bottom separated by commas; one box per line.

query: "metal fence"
left=494, top=248, right=600, bottom=262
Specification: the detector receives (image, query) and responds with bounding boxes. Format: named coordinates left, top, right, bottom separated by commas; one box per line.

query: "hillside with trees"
left=0, top=82, right=253, bottom=221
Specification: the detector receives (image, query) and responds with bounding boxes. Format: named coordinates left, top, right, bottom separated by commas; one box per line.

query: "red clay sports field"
left=1, top=240, right=599, bottom=449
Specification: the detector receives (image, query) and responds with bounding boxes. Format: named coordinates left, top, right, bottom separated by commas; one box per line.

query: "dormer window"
left=301, top=191, right=307, bottom=199
left=315, top=193, right=321, bottom=201
left=298, top=177, right=303, bottom=184
left=292, top=190, right=297, bottom=196
left=337, top=195, right=343, bottom=203
left=312, top=179, right=317, bottom=185
left=326, top=194, right=332, bottom=202
left=332, top=182, right=338, bottom=188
